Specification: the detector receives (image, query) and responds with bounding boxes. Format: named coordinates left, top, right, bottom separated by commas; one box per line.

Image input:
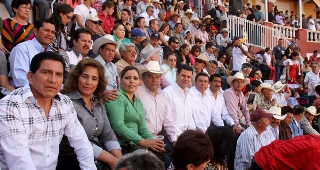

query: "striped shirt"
left=234, top=125, right=273, bottom=170
left=0, top=85, right=96, bottom=170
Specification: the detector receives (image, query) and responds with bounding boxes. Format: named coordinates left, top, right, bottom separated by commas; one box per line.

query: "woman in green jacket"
left=105, top=66, right=165, bottom=154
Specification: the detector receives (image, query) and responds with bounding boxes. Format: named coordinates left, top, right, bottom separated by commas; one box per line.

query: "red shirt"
left=98, top=11, right=114, bottom=34
left=309, top=54, right=320, bottom=63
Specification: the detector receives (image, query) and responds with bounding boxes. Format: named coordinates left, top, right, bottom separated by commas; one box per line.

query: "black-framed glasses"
left=195, top=58, right=204, bottom=64
left=65, top=13, right=72, bottom=20
left=91, top=20, right=101, bottom=26
left=174, top=41, right=179, bottom=44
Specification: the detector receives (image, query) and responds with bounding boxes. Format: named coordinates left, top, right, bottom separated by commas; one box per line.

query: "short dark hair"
left=209, top=73, right=221, bottom=82
left=168, top=36, right=178, bottom=44
left=164, top=52, right=176, bottom=60
left=281, top=106, right=295, bottom=116
left=34, top=18, right=55, bottom=30
left=314, top=50, right=318, bottom=54
left=120, top=66, right=139, bottom=78
left=195, top=38, right=203, bottom=44
left=316, top=85, right=320, bottom=94
left=30, top=51, right=66, bottom=74
left=122, top=8, right=131, bottom=16
left=206, top=126, right=236, bottom=166
left=149, top=19, right=158, bottom=27
left=172, top=130, right=213, bottom=169
left=73, top=28, right=91, bottom=41
left=195, top=72, right=209, bottom=81
left=293, top=105, right=305, bottom=115
left=12, top=0, right=31, bottom=14
left=256, top=5, right=261, bottom=10
left=102, top=1, right=115, bottom=11
left=205, top=42, right=214, bottom=49
left=217, top=53, right=227, bottom=60
left=265, top=47, right=271, bottom=52
left=177, top=64, right=193, bottom=74
left=209, top=60, right=218, bottom=66
left=174, top=23, right=182, bottom=28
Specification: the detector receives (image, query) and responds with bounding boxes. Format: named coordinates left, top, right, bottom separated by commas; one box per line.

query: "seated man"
left=139, top=6, right=155, bottom=27
left=234, top=109, right=273, bottom=170
left=290, top=105, right=305, bottom=138
left=300, top=106, right=320, bottom=135
left=115, top=43, right=137, bottom=74
left=161, top=52, right=177, bottom=87
left=264, top=106, right=286, bottom=141
left=0, top=51, right=96, bottom=169
left=279, top=106, right=294, bottom=140
left=9, top=19, right=55, bottom=88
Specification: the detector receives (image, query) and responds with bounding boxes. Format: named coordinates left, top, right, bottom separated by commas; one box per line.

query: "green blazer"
left=105, top=88, right=153, bottom=146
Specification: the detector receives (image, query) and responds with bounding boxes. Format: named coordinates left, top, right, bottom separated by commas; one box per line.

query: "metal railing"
left=307, top=30, right=320, bottom=42
left=227, top=15, right=290, bottom=49
left=273, top=24, right=298, bottom=38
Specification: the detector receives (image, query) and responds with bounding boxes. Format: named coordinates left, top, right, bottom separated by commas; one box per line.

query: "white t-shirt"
left=264, top=53, right=271, bottom=66
left=308, top=19, right=316, bottom=31
left=275, top=15, right=283, bottom=25
left=74, top=4, right=97, bottom=30
left=232, top=44, right=248, bottom=71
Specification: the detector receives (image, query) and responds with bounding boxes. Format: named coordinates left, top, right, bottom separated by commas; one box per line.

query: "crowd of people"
left=0, top=0, right=320, bottom=170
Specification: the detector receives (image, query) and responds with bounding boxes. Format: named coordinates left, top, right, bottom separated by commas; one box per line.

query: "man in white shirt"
left=162, top=64, right=196, bottom=146
left=234, top=109, right=273, bottom=170
left=308, top=16, right=316, bottom=31
left=209, top=74, right=238, bottom=132
left=232, top=40, right=250, bottom=75
left=151, top=0, right=162, bottom=18
left=0, top=52, right=96, bottom=169
left=161, top=52, right=177, bottom=85
left=74, top=0, right=97, bottom=30
left=140, top=6, right=155, bottom=27
left=61, top=28, right=92, bottom=73
left=264, top=106, right=286, bottom=141
left=304, top=62, right=320, bottom=106
left=275, top=12, right=283, bottom=25
left=272, top=81, right=290, bottom=107
left=203, top=42, right=216, bottom=61
left=189, top=73, right=212, bottom=133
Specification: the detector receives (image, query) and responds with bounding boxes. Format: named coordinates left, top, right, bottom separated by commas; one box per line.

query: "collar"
left=32, top=38, right=51, bottom=52
left=173, top=82, right=188, bottom=94
left=67, top=90, right=99, bottom=103
left=230, top=87, right=242, bottom=95
left=22, top=84, right=60, bottom=103
left=141, top=84, right=161, bottom=96
left=72, top=48, right=82, bottom=57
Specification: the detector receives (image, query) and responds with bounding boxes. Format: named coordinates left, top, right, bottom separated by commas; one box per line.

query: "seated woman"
left=134, top=17, right=150, bottom=40
left=188, top=45, right=201, bottom=65
left=57, top=59, right=122, bottom=169
left=1, top=0, right=34, bottom=54
left=287, top=89, right=299, bottom=107
left=253, top=83, right=276, bottom=110
left=158, top=23, right=171, bottom=47
left=105, top=66, right=165, bottom=154
left=216, top=53, right=230, bottom=77
left=168, top=130, right=214, bottom=170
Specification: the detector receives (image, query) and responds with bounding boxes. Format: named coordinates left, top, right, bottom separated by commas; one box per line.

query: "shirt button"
left=95, top=127, right=98, bottom=130
left=94, top=117, right=96, bottom=120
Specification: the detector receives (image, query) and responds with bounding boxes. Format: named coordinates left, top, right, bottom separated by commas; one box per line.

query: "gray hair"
left=146, top=6, right=154, bottom=11
left=119, top=43, right=136, bottom=53
left=114, top=149, right=164, bottom=170
left=158, top=10, right=166, bottom=17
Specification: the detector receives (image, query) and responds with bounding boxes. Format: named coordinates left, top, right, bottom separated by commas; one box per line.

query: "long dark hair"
left=134, top=17, right=145, bottom=28
left=50, top=4, right=74, bottom=32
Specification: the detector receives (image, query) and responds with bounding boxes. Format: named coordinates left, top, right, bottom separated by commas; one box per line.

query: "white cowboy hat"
left=196, top=53, right=210, bottom=68
left=86, top=13, right=102, bottom=22
left=203, top=15, right=212, bottom=20
left=136, top=61, right=163, bottom=75
left=267, top=106, right=286, bottom=120
left=184, top=9, right=194, bottom=15
left=261, top=83, right=275, bottom=91
left=220, top=28, right=229, bottom=33
left=190, top=17, right=200, bottom=22
left=227, top=72, right=249, bottom=86
left=92, top=34, right=119, bottom=56
left=139, top=45, right=161, bottom=64
left=177, top=1, right=185, bottom=5
left=151, top=0, right=162, bottom=4
left=305, top=106, right=320, bottom=116
left=272, top=81, right=286, bottom=93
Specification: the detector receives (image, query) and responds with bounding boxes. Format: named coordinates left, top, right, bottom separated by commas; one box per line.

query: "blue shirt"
left=168, top=20, right=176, bottom=30
left=9, top=38, right=51, bottom=88
left=289, top=118, right=303, bottom=138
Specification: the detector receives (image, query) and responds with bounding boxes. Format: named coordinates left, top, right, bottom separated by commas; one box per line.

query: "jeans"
left=221, top=76, right=229, bottom=90
left=309, top=95, right=316, bottom=106
left=275, top=59, right=283, bottom=81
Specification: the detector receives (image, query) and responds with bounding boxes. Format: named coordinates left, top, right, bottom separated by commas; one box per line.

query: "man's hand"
left=232, top=125, right=241, bottom=135
left=105, top=90, right=118, bottom=102
left=172, top=141, right=176, bottom=147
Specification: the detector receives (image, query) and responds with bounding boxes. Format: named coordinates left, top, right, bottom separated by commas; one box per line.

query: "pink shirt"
left=223, top=87, right=251, bottom=128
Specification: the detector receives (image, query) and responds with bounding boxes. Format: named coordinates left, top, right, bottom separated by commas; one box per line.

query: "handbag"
left=90, top=140, right=111, bottom=170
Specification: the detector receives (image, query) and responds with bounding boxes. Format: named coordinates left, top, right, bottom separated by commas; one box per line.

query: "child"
left=287, top=89, right=299, bottom=107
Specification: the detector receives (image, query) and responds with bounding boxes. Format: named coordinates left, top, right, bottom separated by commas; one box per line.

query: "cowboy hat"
left=169, top=13, right=180, bottom=18
left=227, top=72, right=249, bottom=86
left=86, top=13, right=102, bottom=22
left=272, top=81, right=286, bottom=93
left=195, top=53, right=210, bottom=67
left=305, top=106, right=320, bottom=116
left=267, top=106, right=286, bottom=120
left=203, top=15, right=212, bottom=20
left=151, top=0, right=162, bottom=3
left=92, top=34, right=119, bottom=56
left=190, top=17, right=200, bottom=22
left=137, top=61, right=163, bottom=75
left=261, top=83, right=275, bottom=91
left=220, top=28, right=229, bottom=33
left=139, top=45, right=161, bottom=64
left=184, top=9, right=194, bottom=15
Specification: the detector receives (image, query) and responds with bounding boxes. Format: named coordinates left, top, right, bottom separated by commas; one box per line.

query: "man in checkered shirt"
left=0, top=52, right=96, bottom=169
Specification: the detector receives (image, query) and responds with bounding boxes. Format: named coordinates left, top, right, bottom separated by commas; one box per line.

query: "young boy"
left=98, top=1, right=115, bottom=34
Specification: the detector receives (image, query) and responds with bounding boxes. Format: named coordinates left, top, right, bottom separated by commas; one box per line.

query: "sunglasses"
left=174, top=41, right=179, bottom=44
left=91, top=20, right=101, bottom=25
left=196, top=58, right=205, bottom=64
left=196, top=50, right=201, bottom=52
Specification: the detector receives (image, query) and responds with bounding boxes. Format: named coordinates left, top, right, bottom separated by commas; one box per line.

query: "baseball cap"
left=150, top=32, right=160, bottom=39
left=86, top=14, right=101, bottom=22
left=131, top=28, right=146, bottom=37
left=250, top=109, right=273, bottom=122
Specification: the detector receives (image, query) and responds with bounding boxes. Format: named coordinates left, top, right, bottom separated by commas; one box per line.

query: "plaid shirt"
left=92, top=0, right=103, bottom=12
left=0, top=85, right=96, bottom=169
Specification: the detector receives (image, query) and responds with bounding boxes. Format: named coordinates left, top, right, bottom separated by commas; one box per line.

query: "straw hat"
left=305, top=106, right=320, bottom=116
left=261, top=83, right=275, bottom=91
left=177, top=1, right=185, bottom=5
left=227, top=72, right=249, bottom=86
left=272, top=81, right=286, bottom=93
left=92, top=34, right=119, bottom=56
left=220, top=28, right=229, bottom=33
left=136, top=61, right=163, bottom=75
left=203, top=15, right=212, bottom=20
left=169, top=13, right=180, bottom=19
left=195, top=53, right=210, bottom=67
left=184, top=9, right=194, bottom=15
left=151, top=0, right=162, bottom=3
left=139, top=45, right=161, bottom=64
left=190, top=17, right=200, bottom=22
left=267, top=106, right=286, bottom=120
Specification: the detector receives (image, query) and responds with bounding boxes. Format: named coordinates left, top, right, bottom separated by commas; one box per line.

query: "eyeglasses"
left=174, top=41, right=179, bottom=44
left=125, top=50, right=137, bottom=54
left=196, top=50, right=201, bottom=52
left=195, top=58, right=205, bottom=64
left=168, top=59, right=177, bottom=62
left=150, top=11, right=154, bottom=13
left=65, top=13, right=72, bottom=20
left=20, top=6, right=32, bottom=11
left=91, top=20, right=101, bottom=26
